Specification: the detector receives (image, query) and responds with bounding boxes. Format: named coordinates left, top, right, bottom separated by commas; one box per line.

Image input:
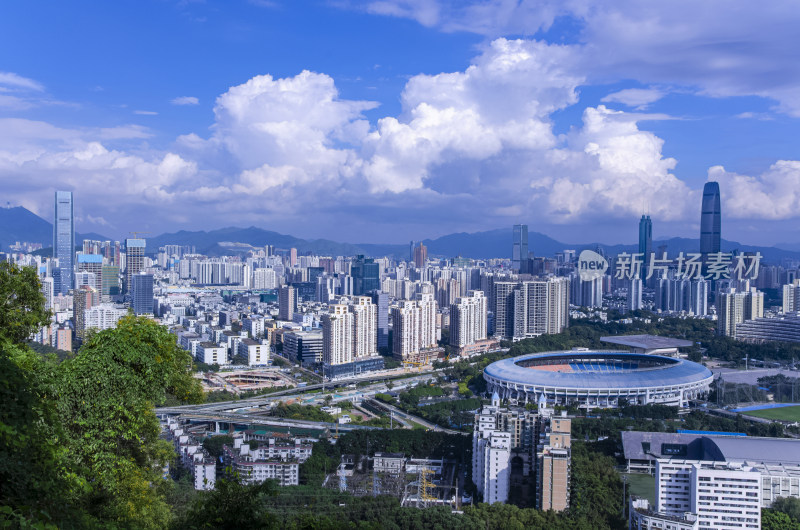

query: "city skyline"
left=1, top=2, right=800, bottom=246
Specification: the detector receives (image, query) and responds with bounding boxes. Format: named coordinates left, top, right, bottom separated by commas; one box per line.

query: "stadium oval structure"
left=483, top=350, right=713, bottom=409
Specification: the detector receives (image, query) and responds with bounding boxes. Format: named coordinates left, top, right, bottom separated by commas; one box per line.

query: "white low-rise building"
left=238, top=338, right=269, bottom=366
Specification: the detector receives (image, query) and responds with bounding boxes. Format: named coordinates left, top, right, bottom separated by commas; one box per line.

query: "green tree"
left=0, top=262, right=51, bottom=344
left=174, top=477, right=278, bottom=529
left=56, top=315, right=204, bottom=528
left=772, top=496, right=800, bottom=522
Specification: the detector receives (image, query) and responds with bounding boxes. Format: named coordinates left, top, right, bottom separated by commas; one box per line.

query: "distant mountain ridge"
left=2, top=206, right=799, bottom=262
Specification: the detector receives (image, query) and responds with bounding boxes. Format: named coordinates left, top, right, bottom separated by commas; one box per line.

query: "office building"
left=237, top=338, right=269, bottom=366
left=656, top=460, right=761, bottom=529
left=101, top=265, right=121, bottom=297
left=279, top=286, right=296, bottom=321
left=198, top=342, right=227, bottom=366
left=512, top=224, right=529, bottom=273
left=700, top=182, right=721, bottom=255
left=351, top=255, right=379, bottom=295
left=76, top=253, right=103, bottom=292
left=283, top=330, right=323, bottom=366
left=131, top=273, right=154, bottom=315
left=493, top=278, right=570, bottom=341
left=125, top=238, right=146, bottom=294
left=717, top=287, right=764, bottom=337
left=450, top=290, right=488, bottom=348
left=413, top=242, right=428, bottom=268
left=53, top=191, right=75, bottom=294
left=370, top=290, right=389, bottom=349
left=638, top=215, right=652, bottom=262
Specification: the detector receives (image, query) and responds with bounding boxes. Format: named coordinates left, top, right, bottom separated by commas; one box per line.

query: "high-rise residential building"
left=570, top=274, right=603, bottom=308
left=125, top=238, right=146, bottom=294
left=638, top=215, right=652, bottom=265
left=322, top=304, right=354, bottom=366
left=628, top=278, right=643, bottom=311
left=473, top=398, right=571, bottom=510
left=73, top=285, right=99, bottom=340
left=351, top=255, right=380, bottom=295
left=350, top=296, right=377, bottom=359
left=716, top=287, right=764, bottom=337
left=391, top=293, right=437, bottom=362
left=131, top=273, right=154, bottom=315
left=85, top=303, right=127, bottom=332
left=289, top=247, right=298, bottom=267
left=537, top=416, right=572, bottom=512
left=40, top=276, right=54, bottom=311
left=53, top=191, right=75, bottom=294
left=413, top=242, right=428, bottom=268
left=370, top=290, right=389, bottom=349
left=700, top=182, right=721, bottom=255
left=278, top=286, right=296, bottom=321
left=493, top=278, right=570, bottom=341
left=512, top=224, right=529, bottom=273
left=783, top=279, right=800, bottom=313
left=450, top=290, right=488, bottom=348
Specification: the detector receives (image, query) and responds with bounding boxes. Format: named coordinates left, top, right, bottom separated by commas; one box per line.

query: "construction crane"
left=417, top=466, right=437, bottom=508
left=403, top=360, right=423, bottom=372
left=128, top=231, right=150, bottom=239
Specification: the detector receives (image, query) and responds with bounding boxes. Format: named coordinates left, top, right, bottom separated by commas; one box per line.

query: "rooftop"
left=600, top=334, right=693, bottom=350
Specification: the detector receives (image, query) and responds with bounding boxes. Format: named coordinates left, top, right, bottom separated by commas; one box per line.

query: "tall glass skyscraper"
left=512, top=224, right=528, bottom=272
left=53, top=191, right=75, bottom=294
left=638, top=215, right=652, bottom=261
left=700, top=182, right=721, bottom=254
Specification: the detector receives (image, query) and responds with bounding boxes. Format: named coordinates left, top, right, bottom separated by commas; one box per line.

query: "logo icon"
left=578, top=250, right=608, bottom=282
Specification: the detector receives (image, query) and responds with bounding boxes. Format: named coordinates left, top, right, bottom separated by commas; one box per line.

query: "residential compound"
left=624, top=431, right=800, bottom=529
left=221, top=435, right=312, bottom=486
left=472, top=393, right=572, bottom=510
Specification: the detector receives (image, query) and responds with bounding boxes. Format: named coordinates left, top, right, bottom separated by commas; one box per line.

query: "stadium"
left=483, top=349, right=713, bottom=409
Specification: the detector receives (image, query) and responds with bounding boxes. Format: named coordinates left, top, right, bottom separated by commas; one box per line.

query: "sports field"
left=742, top=405, right=800, bottom=422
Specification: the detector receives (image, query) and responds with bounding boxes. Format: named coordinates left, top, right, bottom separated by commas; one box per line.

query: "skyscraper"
left=351, top=255, right=379, bottom=295
left=370, top=290, right=389, bottom=349
left=125, top=238, right=146, bottom=294
left=131, top=273, right=154, bottom=315
left=512, top=224, right=529, bottom=272
left=413, top=242, right=428, bottom=268
left=700, top=182, right=721, bottom=255
left=53, top=191, right=75, bottom=294
left=638, top=215, right=652, bottom=262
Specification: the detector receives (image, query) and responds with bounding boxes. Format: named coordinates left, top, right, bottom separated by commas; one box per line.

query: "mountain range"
left=2, top=206, right=799, bottom=262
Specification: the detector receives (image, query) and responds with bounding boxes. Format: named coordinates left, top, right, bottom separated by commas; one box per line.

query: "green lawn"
left=621, top=473, right=655, bottom=504
left=742, top=405, right=800, bottom=422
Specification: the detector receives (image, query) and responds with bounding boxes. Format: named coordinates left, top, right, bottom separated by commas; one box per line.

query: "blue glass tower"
left=700, top=182, right=721, bottom=254
left=53, top=191, right=75, bottom=294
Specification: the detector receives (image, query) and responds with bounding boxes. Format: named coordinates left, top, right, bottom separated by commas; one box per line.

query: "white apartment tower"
left=322, top=304, right=354, bottom=366
left=450, top=290, right=488, bottom=347
left=717, top=287, right=765, bottom=337
left=391, top=294, right=437, bottom=361
left=350, top=296, right=377, bottom=359
left=482, top=432, right=511, bottom=505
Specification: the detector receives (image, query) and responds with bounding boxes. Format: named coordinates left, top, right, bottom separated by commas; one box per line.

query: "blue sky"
left=1, top=0, right=799, bottom=246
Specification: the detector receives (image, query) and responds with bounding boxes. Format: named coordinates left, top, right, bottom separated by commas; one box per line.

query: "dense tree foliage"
left=0, top=262, right=51, bottom=344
